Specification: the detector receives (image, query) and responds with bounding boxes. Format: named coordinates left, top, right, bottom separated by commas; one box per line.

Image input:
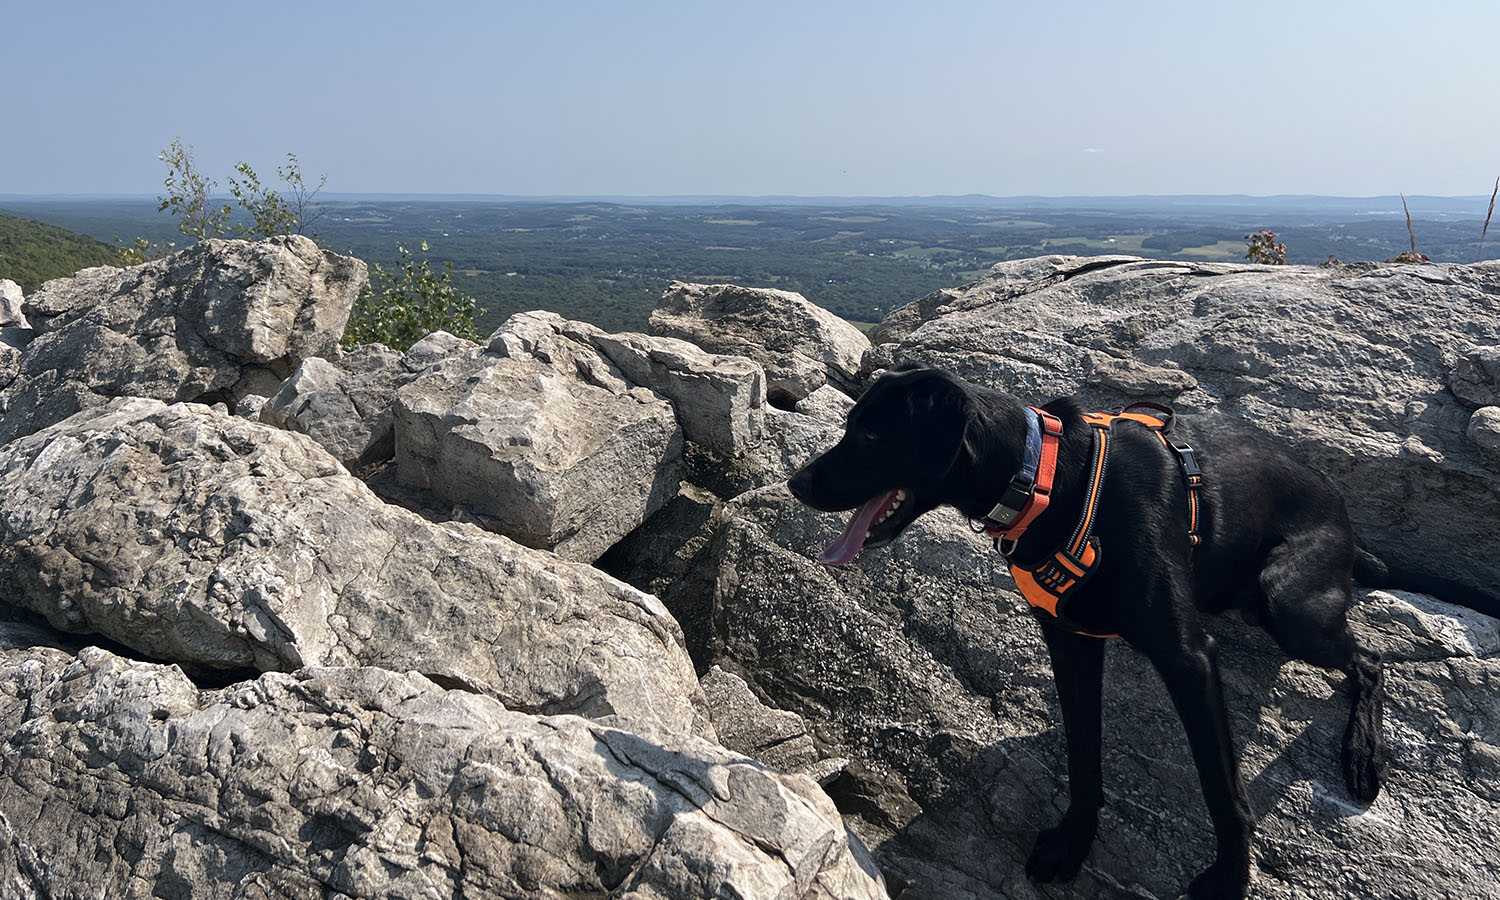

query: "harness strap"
left=1013, top=422, right=1117, bottom=638
left=997, top=404, right=1202, bottom=640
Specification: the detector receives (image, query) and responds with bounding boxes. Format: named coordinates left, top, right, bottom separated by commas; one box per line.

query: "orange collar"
left=981, top=406, right=1064, bottom=543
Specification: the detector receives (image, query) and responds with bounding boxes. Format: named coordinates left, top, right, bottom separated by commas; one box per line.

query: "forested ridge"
left=0, top=213, right=119, bottom=292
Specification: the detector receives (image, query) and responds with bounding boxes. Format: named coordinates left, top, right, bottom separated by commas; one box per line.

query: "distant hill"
left=0, top=213, right=119, bottom=293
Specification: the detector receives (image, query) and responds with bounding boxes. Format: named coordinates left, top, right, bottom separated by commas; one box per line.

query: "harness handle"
left=1118, top=401, right=1177, bottom=435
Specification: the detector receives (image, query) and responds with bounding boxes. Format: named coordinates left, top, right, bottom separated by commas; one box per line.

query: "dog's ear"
left=904, top=372, right=977, bottom=480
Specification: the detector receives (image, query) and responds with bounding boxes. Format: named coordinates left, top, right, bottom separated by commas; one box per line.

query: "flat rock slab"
left=3, top=236, right=364, bottom=445
left=0, top=398, right=704, bottom=735
left=881, top=255, right=1500, bottom=610
left=0, top=648, right=887, bottom=900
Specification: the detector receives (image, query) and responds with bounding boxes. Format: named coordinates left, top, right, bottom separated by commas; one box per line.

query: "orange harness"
left=982, top=404, right=1202, bottom=638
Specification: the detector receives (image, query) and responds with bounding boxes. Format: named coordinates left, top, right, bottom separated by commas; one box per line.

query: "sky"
left=4, top=0, right=1497, bottom=198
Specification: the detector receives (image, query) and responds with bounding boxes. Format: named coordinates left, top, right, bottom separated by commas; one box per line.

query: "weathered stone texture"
left=2, top=236, right=364, bottom=445
left=650, top=281, right=870, bottom=403
left=0, top=649, right=887, bottom=900
left=0, top=398, right=703, bottom=736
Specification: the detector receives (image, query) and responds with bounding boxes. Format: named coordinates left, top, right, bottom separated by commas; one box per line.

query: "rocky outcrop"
left=878, top=255, right=1500, bottom=612
left=0, top=647, right=887, bottom=900
left=0, top=398, right=704, bottom=736
left=795, top=384, right=857, bottom=424
left=651, top=281, right=870, bottom=404
left=7, top=246, right=1500, bottom=900
left=700, top=665, right=847, bottom=787
left=2, top=236, right=365, bottom=445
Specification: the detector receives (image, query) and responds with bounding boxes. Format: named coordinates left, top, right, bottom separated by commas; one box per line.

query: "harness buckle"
left=1169, top=440, right=1201, bottom=479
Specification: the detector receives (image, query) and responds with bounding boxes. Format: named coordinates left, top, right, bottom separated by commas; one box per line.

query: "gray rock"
left=0, top=648, right=887, bottom=900
left=881, top=255, right=1500, bottom=608
left=261, top=339, right=477, bottom=468
left=1449, top=345, right=1500, bottom=408
left=234, top=392, right=269, bottom=419
left=1085, top=354, right=1198, bottom=397
left=2, top=237, right=365, bottom=446
left=700, top=484, right=1500, bottom=898
left=394, top=312, right=683, bottom=562
left=591, top=330, right=768, bottom=458
left=0, top=398, right=704, bottom=736
left=403, top=329, right=479, bottom=368
left=650, top=281, right=871, bottom=404
left=871, top=255, right=1144, bottom=346
left=700, top=665, right=844, bottom=784
left=1468, top=406, right=1500, bottom=468
left=795, top=384, right=857, bottom=423
left=597, top=483, right=723, bottom=665
left=0, top=278, right=26, bottom=328
left=0, top=326, right=31, bottom=350
left=261, top=353, right=378, bottom=466
left=678, top=406, right=839, bottom=505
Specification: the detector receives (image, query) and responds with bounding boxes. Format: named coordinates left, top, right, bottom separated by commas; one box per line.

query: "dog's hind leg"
left=1026, top=626, right=1106, bottom=884
left=1256, top=533, right=1387, bottom=803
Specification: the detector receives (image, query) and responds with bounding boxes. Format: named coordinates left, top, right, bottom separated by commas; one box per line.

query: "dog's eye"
left=863, top=430, right=878, bottom=442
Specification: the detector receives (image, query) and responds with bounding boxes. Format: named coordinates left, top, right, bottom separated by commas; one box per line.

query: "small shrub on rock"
left=341, top=241, right=482, bottom=350
left=1244, top=229, right=1287, bottom=264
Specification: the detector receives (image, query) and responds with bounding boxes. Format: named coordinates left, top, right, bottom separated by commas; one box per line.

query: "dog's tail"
left=1354, top=544, right=1500, bottom=619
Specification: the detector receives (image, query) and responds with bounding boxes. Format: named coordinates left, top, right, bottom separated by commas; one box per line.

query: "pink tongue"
left=818, top=490, right=899, bottom=565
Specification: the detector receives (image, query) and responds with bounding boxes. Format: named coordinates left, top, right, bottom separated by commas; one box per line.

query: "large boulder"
left=393, top=312, right=684, bottom=563
left=700, top=483, right=1500, bottom=899
left=0, top=647, right=887, bottom=900
left=878, top=255, right=1500, bottom=612
left=0, top=398, right=704, bottom=736
left=650, top=281, right=871, bottom=405
left=1, top=236, right=365, bottom=446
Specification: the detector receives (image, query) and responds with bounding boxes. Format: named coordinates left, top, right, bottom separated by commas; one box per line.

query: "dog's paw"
left=1024, top=821, right=1094, bottom=883
left=1184, top=858, right=1250, bottom=900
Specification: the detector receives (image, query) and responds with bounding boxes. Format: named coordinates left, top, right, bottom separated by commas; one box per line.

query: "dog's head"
left=788, top=367, right=985, bottom=565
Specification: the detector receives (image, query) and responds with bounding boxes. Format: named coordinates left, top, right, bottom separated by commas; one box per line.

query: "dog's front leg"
left=1026, top=625, right=1106, bottom=883
left=1148, top=632, right=1253, bottom=900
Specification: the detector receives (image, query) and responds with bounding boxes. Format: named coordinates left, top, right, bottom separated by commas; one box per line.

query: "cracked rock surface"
left=0, top=398, right=705, bottom=736
left=393, top=312, right=684, bottom=563
left=0, top=647, right=887, bottom=900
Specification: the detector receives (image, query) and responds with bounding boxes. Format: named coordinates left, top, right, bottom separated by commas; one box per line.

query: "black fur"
left=787, top=367, right=1387, bottom=900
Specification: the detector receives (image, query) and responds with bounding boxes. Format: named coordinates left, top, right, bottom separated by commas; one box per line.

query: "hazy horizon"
left=5, top=1, right=1497, bottom=198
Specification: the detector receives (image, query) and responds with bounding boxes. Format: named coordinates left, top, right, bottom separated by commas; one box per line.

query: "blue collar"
left=1019, top=406, right=1043, bottom=484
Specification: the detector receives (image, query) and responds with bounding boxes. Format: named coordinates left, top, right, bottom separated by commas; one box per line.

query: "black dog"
left=787, top=367, right=1386, bottom=900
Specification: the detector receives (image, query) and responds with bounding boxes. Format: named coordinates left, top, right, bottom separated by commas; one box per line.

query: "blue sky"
left=4, top=0, right=1497, bottom=197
